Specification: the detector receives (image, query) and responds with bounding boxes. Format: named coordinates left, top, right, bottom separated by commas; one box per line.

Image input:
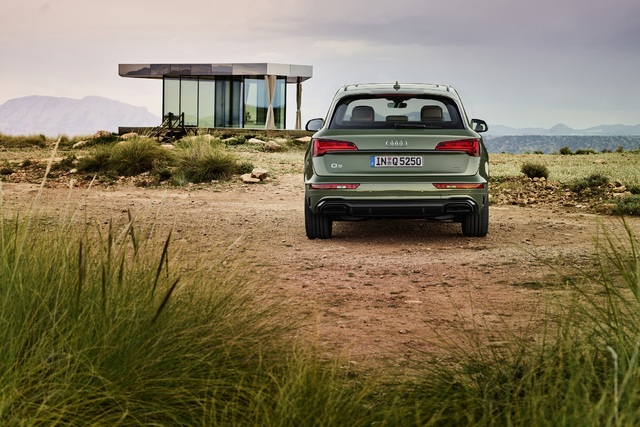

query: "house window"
left=162, top=75, right=283, bottom=128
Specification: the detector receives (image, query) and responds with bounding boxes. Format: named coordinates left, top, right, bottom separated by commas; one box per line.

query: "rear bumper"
left=315, top=198, right=478, bottom=219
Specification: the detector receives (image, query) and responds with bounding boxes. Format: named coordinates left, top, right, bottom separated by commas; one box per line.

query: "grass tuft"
left=520, top=161, right=549, bottom=179
left=173, top=135, right=241, bottom=183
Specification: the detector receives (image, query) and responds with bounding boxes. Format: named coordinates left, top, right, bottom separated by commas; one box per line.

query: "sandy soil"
left=3, top=175, right=638, bottom=373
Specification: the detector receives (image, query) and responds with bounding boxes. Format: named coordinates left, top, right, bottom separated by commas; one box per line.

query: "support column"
left=296, top=79, right=303, bottom=130
left=264, top=75, right=276, bottom=130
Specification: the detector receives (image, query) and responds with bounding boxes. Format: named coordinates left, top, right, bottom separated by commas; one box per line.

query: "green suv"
left=304, top=82, right=490, bottom=239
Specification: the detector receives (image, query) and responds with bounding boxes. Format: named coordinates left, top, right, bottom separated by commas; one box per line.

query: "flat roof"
left=119, top=63, right=313, bottom=83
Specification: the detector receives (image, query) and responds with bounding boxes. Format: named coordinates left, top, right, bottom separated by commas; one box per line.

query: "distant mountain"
left=486, top=123, right=640, bottom=137
left=0, top=95, right=160, bottom=136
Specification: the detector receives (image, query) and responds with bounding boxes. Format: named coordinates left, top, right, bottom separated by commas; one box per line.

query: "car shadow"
left=330, top=219, right=466, bottom=243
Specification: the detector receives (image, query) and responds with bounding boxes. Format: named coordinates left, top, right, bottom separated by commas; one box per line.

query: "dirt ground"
left=3, top=174, right=639, bottom=373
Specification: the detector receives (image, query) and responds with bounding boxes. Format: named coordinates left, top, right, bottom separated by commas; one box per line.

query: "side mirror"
left=470, top=119, right=488, bottom=133
left=305, top=118, right=324, bottom=132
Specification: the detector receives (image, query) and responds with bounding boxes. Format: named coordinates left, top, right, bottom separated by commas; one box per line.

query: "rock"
left=613, top=185, right=627, bottom=193
left=241, top=173, right=261, bottom=184
left=247, top=138, right=265, bottom=144
left=274, top=138, right=288, bottom=144
left=296, top=136, right=312, bottom=143
left=89, top=130, right=112, bottom=139
left=251, top=168, right=269, bottom=180
left=120, top=132, right=138, bottom=140
left=160, top=144, right=175, bottom=150
left=72, top=140, right=87, bottom=149
left=594, top=159, right=607, bottom=164
left=263, top=140, right=282, bottom=151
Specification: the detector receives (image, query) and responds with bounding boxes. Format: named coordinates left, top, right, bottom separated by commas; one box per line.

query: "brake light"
left=312, top=138, right=358, bottom=156
left=434, top=183, right=485, bottom=189
left=435, top=139, right=480, bottom=156
left=309, top=183, right=360, bottom=189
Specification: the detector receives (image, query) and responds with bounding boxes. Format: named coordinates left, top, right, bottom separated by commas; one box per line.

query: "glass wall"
left=180, top=78, right=198, bottom=126
left=214, top=78, right=242, bottom=128
left=163, top=78, right=180, bottom=118
left=198, top=79, right=215, bottom=128
left=162, top=75, right=285, bottom=129
left=244, top=78, right=267, bottom=129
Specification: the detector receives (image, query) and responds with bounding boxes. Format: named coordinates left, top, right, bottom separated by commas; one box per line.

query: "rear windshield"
left=328, top=94, right=464, bottom=130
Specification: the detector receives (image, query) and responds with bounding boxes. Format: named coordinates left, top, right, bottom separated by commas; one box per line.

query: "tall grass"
left=0, top=203, right=374, bottom=425
left=378, top=220, right=640, bottom=426
left=173, top=136, right=241, bottom=183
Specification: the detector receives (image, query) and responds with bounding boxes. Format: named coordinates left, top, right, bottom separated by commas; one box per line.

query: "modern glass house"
left=119, top=63, right=313, bottom=130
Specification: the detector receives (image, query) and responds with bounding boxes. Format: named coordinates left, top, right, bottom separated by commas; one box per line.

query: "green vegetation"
left=3, top=132, right=640, bottom=424
left=570, top=173, right=610, bottom=193
left=520, top=161, right=549, bottom=179
left=0, top=209, right=373, bottom=425
left=377, top=220, right=640, bottom=425
left=173, top=135, right=243, bottom=183
left=0, top=132, right=47, bottom=148
left=489, top=151, right=640, bottom=186
left=2, top=204, right=640, bottom=424
left=109, top=137, right=171, bottom=176
left=611, top=194, right=640, bottom=216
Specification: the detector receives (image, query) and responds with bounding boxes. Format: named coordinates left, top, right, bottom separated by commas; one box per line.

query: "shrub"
left=76, top=144, right=113, bottom=173
left=0, top=133, right=47, bottom=148
left=173, top=136, right=241, bottom=183
left=225, top=136, right=247, bottom=146
left=616, top=145, right=625, bottom=153
left=575, top=148, right=595, bottom=155
left=237, top=161, right=255, bottom=175
left=109, top=137, right=172, bottom=176
left=520, top=162, right=549, bottom=179
left=51, top=153, right=77, bottom=171
left=611, top=194, right=640, bottom=215
left=569, top=173, right=609, bottom=193
left=559, top=146, right=573, bottom=155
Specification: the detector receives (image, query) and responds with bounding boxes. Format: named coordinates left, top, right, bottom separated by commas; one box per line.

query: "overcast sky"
left=1, top=0, right=639, bottom=129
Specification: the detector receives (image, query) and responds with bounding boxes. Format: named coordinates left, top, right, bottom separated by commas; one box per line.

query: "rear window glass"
left=328, top=94, right=464, bottom=129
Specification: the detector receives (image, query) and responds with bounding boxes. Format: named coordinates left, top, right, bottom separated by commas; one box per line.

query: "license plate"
left=370, top=156, right=423, bottom=167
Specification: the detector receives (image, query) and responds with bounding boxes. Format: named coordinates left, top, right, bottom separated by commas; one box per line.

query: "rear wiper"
left=393, top=123, right=441, bottom=129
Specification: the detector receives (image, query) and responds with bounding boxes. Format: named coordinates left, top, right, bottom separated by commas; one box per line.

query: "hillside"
left=485, top=135, right=640, bottom=154
left=0, top=96, right=160, bottom=136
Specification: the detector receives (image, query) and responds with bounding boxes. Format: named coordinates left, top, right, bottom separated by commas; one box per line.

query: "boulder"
left=264, top=140, right=282, bottom=151
left=90, top=130, right=112, bottom=139
left=241, top=173, right=261, bottom=184
left=120, top=132, right=138, bottom=140
left=251, top=168, right=269, bottom=180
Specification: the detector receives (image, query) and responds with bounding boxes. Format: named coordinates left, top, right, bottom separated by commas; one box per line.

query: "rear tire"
left=462, top=202, right=489, bottom=237
left=305, top=202, right=333, bottom=239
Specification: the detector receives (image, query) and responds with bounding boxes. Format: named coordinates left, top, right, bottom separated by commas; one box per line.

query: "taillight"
left=434, top=183, right=485, bottom=189
left=312, top=138, right=358, bottom=156
left=435, top=139, right=480, bottom=156
left=309, top=183, right=360, bottom=189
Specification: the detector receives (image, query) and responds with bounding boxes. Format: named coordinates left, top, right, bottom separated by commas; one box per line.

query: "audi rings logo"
left=385, top=139, right=408, bottom=147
